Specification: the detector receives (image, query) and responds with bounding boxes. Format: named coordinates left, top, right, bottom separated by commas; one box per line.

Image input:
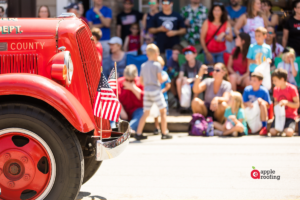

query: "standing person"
left=180, top=0, right=208, bottom=51
left=200, top=3, right=233, bottom=64
left=243, top=72, right=272, bottom=135
left=266, top=26, right=284, bottom=59
left=247, top=27, right=272, bottom=75
left=117, top=0, right=143, bottom=43
left=225, top=0, right=247, bottom=52
left=77, top=2, right=89, bottom=24
left=282, top=0, right=300, bottom=56
left=37, top=5, right=50, bottom=18
left=192, top=63, right=232, bottom=123
left=234, top=0, right=268, bottom=44
left=148, top=0, right=186, bottom=54
left=64, top=3, right=88, bottom=24
left=91, top=28, right=103, bottom=64
left=123, top=23, right=141, bottom=53
left=270, top=68, right=299, bottom=137
left=136, top=44, right=173, bottom=140
left=142, top=0, right=159, bottom=31
left=86, top=0, right=112, bottom=60
left=262, top=0, right=279, bottom=29
left=118, top=65, right=144, bottom=134
left=228, top=33, right=251, bottom=91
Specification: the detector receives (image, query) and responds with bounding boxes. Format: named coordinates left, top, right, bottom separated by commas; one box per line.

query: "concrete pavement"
left=78, top=134, right=300, bottom=200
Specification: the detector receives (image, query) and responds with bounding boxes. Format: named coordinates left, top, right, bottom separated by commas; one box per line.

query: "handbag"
left=199, top=22, right=224, bottom=54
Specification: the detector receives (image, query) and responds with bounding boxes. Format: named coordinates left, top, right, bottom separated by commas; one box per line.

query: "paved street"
left=78, top=134, right=300, bottom=200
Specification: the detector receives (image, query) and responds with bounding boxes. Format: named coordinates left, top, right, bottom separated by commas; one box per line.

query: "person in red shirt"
left=91, top=28, right=103, bottom=65
left=270, top=68, right=299, bottom=137
left=123, top=23, right=141, bottom=54
left=118, top=64, right=144, bottom=132
left=227, top=33, right=251, bottom=91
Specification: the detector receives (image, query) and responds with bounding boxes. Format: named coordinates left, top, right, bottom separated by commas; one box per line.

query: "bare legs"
left=269, top=128, right=295, bottom=137
left=229, top=73, right=250, bottom=91
left=136, top=110, right=150, bottom=135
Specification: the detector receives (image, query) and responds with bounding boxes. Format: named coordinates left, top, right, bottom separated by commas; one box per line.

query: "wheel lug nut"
left=7, top=181, right=15, bottom=188
left=23, top=174, right=30, bottom=181
left=21, top=156, right=28, bottom=163
left=3, top=153, right=11, bottom=160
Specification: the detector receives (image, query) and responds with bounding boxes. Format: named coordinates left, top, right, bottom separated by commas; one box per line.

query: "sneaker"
left=135, top=134, right=148, bottom=141
left=153, top=129, right=161, bottom=135
left=259, top=127, right=268, bottom=136
left=161, top=134, right=173, bottom=140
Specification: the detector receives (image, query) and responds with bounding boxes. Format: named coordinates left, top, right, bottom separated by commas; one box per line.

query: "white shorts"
left=143, top=90, right=166, bottom=111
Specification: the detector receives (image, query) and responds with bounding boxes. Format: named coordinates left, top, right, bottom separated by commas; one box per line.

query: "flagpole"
left=100, top=100, right=102, bottom=140
left=114, top=62, right=120, bottom=127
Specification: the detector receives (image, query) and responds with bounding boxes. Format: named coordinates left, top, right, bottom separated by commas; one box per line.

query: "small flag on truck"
left=108, top=67, right=117, bottom=95
left=94, top=72, right=121, bottom=122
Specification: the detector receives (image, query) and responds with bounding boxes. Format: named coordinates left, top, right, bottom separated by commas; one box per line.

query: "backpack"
left=188, top=114, right=208, bottom=136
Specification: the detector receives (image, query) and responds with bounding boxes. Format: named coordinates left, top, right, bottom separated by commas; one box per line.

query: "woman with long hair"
left=265, top=26, right=283, bottom=59
left=234, top=0, right=268, bottom=44
left=200, top=3, right=233, bottom=64
left=228, top=33, right=251, bottom=91
left=262, top=0, right=279, bottom=30
left=37, top=5, right=50, bottom=18
left=192, top=63, right=232, bottom=123
left=282, top=0, right=300, bottom=56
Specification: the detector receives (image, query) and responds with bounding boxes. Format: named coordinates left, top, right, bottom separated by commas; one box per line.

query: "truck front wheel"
left=0, top=103, right=84, bottom=200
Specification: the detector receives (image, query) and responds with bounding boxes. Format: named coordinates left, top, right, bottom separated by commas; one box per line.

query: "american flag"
left=108, top=67, right=117, bottom=95
left=93, top=72, right=121, bottom=122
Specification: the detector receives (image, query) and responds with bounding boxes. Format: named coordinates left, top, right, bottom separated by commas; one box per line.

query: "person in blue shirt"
left=226, top=0, right=247, bottom=52
left=153, top=56, right=171, bottom=135
left=86, top=0, right=112, bottom=59
left=246, top=27, right=272, bottom=73
left=243, top=72, right=271, bottom=135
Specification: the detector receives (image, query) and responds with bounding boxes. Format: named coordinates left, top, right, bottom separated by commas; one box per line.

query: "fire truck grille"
left=76, top=27, right=101, bottom=128
left=0, top=54, right=38, bottom=74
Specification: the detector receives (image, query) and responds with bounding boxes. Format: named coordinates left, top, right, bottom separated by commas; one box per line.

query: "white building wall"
left=56, top=0, right=70, bottom=17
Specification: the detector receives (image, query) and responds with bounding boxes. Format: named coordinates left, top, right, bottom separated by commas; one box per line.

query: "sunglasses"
left=125, top=79, right=134, bottom=83
left=268, top=31, right=274, bottom=34
left=162, top=1, right=171, bottom=5
left=184, top=51, right=194, bottom=55
left=148, top=2, right=157, bottom=5
left=214, top=69, right=221, bottom=72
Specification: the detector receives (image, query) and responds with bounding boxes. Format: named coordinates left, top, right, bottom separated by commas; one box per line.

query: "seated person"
left=228, top=33, right=251, bottom=91
left=140, top=32, right=154, bottom=55
left=192, top=63, right=231, bottom=123
left=153, top=56, right=171, bottom=135
left=213, top=91, right=248, bottom=137
left=277, top=48, right=298, bottom=87
left=117, top=64, right=144, bottom=133
left=176, top=45, right=201, bottom=104
left=167, top=44, right=182, bottom=79
left=270, top=68, right=299, bottom=137
left=243, top=72, right=271, bottom=135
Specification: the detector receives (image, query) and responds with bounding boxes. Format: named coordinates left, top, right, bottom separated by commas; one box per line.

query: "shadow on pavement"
left=77, top=191, right=107, bottom=200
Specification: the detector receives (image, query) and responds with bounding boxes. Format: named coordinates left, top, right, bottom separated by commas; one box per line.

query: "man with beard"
left=226, top=0, right=246, bottom=52
left=180, top=0, right=208, bottom=52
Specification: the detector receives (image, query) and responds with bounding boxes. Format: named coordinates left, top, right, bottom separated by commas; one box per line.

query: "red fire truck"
left=0, top=15, right=130, bottom=200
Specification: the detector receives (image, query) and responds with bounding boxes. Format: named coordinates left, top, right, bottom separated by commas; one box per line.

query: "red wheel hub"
left=0, top=132, right=52, bottom=200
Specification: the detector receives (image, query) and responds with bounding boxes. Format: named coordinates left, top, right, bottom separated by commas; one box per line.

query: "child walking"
left=214, top=91, right=248, bottom=137
left=153, top=56, right=171, bottom=135
left=136, top=44, right=172, bottom=140
left=277, top=48, right=298, bottom=86
left=123, top=23, right=141, bottom=53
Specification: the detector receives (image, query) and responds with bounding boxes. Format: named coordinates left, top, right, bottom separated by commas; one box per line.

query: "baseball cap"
left=182, top=45, right=197, bottom=54
left=124, top=0, right=134, bottom=4
left=251, top=71, right=264, bottom=79
left=108, top=37, right=123, bottom=46
left=64, top=3, right=79, bottom=10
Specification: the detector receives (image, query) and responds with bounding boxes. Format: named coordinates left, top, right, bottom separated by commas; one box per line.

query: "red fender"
left=0, top=74, right=95, bottom=133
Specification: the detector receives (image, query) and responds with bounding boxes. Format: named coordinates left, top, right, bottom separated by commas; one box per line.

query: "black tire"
left=0, top=103, right=84, bottom=200
left=83, top=157, right=102, bottom=184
